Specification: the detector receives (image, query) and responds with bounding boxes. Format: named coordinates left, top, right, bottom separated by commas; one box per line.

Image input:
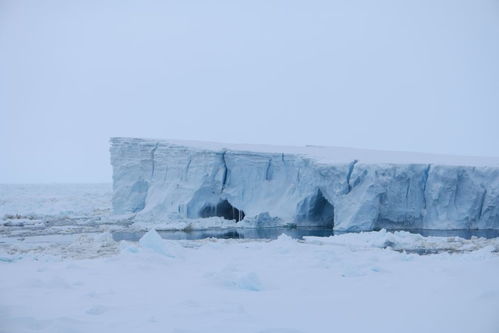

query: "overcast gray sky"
left=1, top=0, right=499, bottom=183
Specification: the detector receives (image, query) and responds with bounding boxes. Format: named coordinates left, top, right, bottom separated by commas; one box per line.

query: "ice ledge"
left=110, top=137, right=499, bottom=230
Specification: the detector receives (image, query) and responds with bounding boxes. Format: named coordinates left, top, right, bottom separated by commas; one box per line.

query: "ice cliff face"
left=110, top=137, right=499, bottom=230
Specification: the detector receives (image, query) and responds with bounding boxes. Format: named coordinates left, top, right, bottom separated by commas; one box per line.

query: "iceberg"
left=110, top=137, right=499, bottom=231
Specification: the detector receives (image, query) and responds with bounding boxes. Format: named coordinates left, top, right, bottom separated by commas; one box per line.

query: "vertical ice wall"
left=110, top=138, right=499, bottom=230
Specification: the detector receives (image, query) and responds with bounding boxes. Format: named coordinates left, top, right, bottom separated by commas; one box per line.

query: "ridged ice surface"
left=110, top=137, right=499, bottom=230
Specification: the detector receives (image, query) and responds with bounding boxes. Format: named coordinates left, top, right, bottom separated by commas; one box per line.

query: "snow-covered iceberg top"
left=110, top=137, right=499, bottom=230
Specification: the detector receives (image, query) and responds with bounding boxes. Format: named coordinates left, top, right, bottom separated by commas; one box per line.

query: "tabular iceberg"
left=110, top=137, right=499, bottom=231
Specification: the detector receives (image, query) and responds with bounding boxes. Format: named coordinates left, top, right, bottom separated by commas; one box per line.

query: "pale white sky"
left=1, top=0, right=499, bottom=183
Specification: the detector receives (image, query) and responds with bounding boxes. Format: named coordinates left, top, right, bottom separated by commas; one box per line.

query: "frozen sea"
left=1, top=184, right=499, bottom=333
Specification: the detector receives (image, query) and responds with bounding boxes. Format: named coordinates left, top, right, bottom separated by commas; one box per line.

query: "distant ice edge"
left=110, top=137, right=499, bottom=231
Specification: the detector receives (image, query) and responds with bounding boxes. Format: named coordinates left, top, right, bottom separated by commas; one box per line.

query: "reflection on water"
left=112, top=227, right=499, bottom=242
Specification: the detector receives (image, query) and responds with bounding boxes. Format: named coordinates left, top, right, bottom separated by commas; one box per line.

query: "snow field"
left=1, top=230, right=499, bottom=333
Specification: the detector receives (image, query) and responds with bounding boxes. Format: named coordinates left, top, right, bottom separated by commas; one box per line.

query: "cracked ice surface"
left=111, top=137, right=499, bottom=230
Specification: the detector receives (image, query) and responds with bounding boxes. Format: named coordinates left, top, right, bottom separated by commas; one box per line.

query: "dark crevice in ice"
left=345, top=160, right=358, bottom=194
left=296, top=189, right=335, bottom=227
left=478, top=188, right=487, bottom=220
left=221, top=151, right=229, bottom=192
left=422, top=164, right=431, bottom=210
left=199, top=199, right=245, bottom=222
left=453, top=171, right=461, bottom=209
left=150, top=143, right=159, bottom=178
left=265, top=159, right=273, bottom=181
left=184, top=157, right=192, bottom=181
left=405, top=179, right=411, bottom=204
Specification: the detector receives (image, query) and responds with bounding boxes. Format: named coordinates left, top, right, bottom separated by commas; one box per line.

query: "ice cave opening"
left=296, top=189, right=335, bottom=227
left=199, top=200, right=245, bottom=222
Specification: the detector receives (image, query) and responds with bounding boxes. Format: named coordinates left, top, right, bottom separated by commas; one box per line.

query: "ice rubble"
left=2, top=228, right=497, bottom=263
left=303, top=229, right=499, bottom=254
left=110, top=137, right=499, bottom=231
left=0, top=232, right=119, bottom=261
left=138, top=229, right=177, bottom=257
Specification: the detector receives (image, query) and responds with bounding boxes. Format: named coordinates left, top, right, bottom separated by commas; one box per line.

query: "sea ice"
left=1, top=231, right=498, bottom=333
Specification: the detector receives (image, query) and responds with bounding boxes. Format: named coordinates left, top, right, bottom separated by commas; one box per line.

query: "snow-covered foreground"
left=1, top=230, right=499, bottom=333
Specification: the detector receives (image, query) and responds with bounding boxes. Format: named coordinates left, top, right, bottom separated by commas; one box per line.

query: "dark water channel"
left=112, top=227, right=499, bottom=242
